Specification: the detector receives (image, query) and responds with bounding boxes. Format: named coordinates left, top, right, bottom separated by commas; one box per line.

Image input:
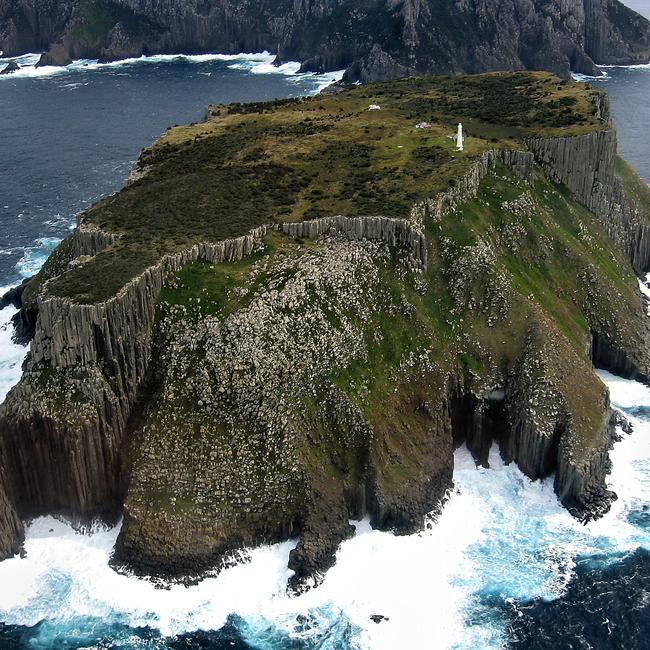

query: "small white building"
left=456, top=123, right=464, bottom=151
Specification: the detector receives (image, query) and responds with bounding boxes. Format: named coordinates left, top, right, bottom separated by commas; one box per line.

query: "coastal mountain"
left=1, top=73, right=650, bottom=587
left=1, top=0, right=650, bottom=80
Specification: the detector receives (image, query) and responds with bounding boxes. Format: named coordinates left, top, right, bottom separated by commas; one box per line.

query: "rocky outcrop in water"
left=1, top=0, right=649, bottom=80
left=0, top=59, right=18, bottom=74
left=0, top=281, right=27, bottom=311
left=1, top=80, right=649, bottom=584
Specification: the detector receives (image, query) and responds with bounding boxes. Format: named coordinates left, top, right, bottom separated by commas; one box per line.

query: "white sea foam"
left=0, top=236, right=60, bottom=404
left=0, top=51, right=342, bottom=92
left=599, top=63, right=650, bottom=70
left=0, top=52, right=41, bottom=67
left=0, top=473, right=478, bottom=648
left=228, top=59, right=301, bottom=75
left=0, top=291, right=27, bottom=405
left=0, top=52, right=273, bottom=80
left=14, top=237, right=61, bottom=278
left=0, top=63, right=69, bottom=79
left=3, top=417, right=649, bottom=649
left=571, top=71, right=609, bottom=82
left=638, top=276, right=650, bottom=314
left=0, top=518, right=298, bottom=637
left=597, top=369, right=650, bottom=409
left=308, top=69, right=346, bottom=92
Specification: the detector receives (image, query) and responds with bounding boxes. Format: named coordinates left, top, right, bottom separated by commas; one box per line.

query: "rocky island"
left=1, top=0, right=650, bottom=81
left=1, top=72, right=650, bottom=590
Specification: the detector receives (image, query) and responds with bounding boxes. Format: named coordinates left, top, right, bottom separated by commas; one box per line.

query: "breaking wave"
left=0, top=293, right=26, bottom=405
left=599, top=63, right=650, bottom=71
left=14, top=237, right=61, bottom=279
left=0, top=51, right=344, bottom=89
left=0, top=235, right=61, bottom=404
left=1, top=366, right=650, bottom=648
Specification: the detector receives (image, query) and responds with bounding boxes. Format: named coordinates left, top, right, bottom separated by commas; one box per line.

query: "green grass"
left=156, top=232, right=300, bottom=322
left=436, top=166, right=641, bottom=353
left=41, top=71, right=608, bottom=304
left=159, top=256, right=260, bottom=319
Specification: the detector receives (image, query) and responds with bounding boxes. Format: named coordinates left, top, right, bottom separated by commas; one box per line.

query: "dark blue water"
left=499, top=389, right=650, bottom=650
left=0, top=615, right=337, bottom=649
left=503, top=549, right=650, bottom=649
left=0, top=53, right=339, bottom=287
left=598, top=65, right=650, bottom=181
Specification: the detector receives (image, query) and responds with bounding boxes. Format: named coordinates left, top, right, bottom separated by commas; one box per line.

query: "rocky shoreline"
left=1, top=1, right=649, bottom=82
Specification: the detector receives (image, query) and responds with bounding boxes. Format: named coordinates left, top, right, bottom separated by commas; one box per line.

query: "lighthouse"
left=456, top=123, right=464, bottom=151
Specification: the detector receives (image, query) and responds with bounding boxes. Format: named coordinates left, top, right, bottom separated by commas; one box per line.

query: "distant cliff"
left=1, top=0, right=649, bottom=80
left=2, top=73, right=650, bottom=587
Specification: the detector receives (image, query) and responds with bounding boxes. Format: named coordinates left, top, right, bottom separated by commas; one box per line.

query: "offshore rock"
left=0, top=280, right=28, bottom=311
left=35, top=42, right=72, bottom=67
left=0, top=59, right=18, bottom=74
left=0, top=280, right=34, bottom=345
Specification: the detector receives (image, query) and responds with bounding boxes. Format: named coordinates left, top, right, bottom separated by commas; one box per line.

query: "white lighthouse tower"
left=456, top=123, right=464, bottom=151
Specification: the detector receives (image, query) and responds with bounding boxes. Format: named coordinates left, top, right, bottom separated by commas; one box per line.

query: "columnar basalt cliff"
left=0, top=74, right=649, bottom=586
left=527, top=129, right=650, bottom=276
left=0, top=467, right=22, bottom=559
left=1, top=225, right=271, bottom=520
left=1, top=0, right=649, bottom=80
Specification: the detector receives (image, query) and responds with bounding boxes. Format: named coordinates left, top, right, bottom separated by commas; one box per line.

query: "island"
left=1, top=72, right=650, bottom=591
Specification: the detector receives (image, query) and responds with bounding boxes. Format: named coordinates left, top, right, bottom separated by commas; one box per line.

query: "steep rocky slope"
left=1, top=73, right=650, bottom=587
left=1, top=0, right=649, bottom=80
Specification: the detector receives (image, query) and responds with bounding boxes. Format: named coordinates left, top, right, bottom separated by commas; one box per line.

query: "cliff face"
left=526, top=129, right=650, bottom=279
left=1, top=75, right=649, bottom=585
left=0, top=225, right=270, bottom=521
left=0, top=465, right=22, bottom=559
left=1, top=0, right=649, bottom=80
left=0, top=0, right=73, bottom=56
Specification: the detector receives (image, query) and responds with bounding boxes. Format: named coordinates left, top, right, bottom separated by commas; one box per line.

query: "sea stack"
left=0, top=60, right=19, bottom=75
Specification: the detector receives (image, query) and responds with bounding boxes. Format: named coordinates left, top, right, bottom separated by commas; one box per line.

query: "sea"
left=0, top=54, right=649, bottom=649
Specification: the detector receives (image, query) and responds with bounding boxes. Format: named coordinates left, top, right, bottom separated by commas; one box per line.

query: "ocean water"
left=595, top=65, right=650, bottom=180
left=0, top=52, right=342, bottom=287
left=0, top=57, right=650, bottom=648
left=0, top=50, right=341, bottom=402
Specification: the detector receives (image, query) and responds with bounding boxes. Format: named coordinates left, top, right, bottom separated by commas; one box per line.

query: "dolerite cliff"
left=1, top=73, right=650, bottom=588
left=1, top=0, right=649, bottom=80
